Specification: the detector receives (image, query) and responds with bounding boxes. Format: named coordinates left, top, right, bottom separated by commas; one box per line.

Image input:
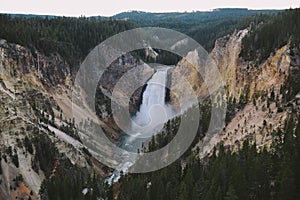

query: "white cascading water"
left=132, top=67, right=173, bottom=138
left=107, top=66, right=174, bottom=184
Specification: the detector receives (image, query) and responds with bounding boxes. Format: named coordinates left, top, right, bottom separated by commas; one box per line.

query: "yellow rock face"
left=170, top=29, right=291, bottom=107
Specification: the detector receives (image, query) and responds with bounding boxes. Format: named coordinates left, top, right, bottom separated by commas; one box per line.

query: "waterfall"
left=124, top=66, right=174, bottom=148
left=107, top=66, right=174, bottom=184
left=133, top=67, right=172, bottom=136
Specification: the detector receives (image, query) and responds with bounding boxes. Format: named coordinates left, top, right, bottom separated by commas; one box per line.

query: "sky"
left=1, top=0, right=300, bottom=16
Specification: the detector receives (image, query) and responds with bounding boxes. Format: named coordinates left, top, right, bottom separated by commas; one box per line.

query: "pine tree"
left=224, top=183, right=238, bottom=200
left=178, top=182, right=188, bottom=200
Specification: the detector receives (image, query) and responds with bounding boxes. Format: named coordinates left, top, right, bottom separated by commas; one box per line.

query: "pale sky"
left=1, top=0, right=300, bottom=16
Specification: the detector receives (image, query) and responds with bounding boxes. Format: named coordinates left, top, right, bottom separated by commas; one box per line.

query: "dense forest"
left=114, top=9, right=279, bottom=51
left=0, top=8, right=279, bottom=67
left=114, top=60, right=300, bottom=199
left=0, top=15, right=135, bottom=70
left=1, top=8, right=293, bottom=67
left=113, top=9, right=278, bottom=34
left=117, top=112, right=300, bottom=200
left=241, top=8, right=300, bottom=64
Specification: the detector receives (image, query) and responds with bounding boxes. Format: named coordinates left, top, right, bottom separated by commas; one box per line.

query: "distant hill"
left=1, top=9, right=282, bottom=52
left=112, top=8, right=281, bottom=51
left=5, top=13, right=57, bottom=19
left=113, top=8, right=280, bottom=22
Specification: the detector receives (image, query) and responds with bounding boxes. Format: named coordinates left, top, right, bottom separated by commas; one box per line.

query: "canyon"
left=0, top=23, right=299, bottom=199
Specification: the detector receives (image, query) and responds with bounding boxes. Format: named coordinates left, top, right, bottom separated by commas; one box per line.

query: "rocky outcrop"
left=99, top=54, right=154, bottom=115
left=0, top=39, right=72, bottom=90
left=167, top=49, right=204, bottom=109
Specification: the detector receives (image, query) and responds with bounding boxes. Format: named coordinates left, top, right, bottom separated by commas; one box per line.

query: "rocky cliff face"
left=0, top=40, right=63, bottom=199
left=167, top=50, right=204, bottom=109
left=0, top=39, right=72, bottom=89
left=98, top=54, right=154, bottom=116
left=169, top=29, right=290, bottom=104
left=210, top=29, right=290, bottom=101
left=0, top=39, right=156, bottom=199
left=169, top=29, right=298, bottom=156
left=0, top=39, right=110, bottom=200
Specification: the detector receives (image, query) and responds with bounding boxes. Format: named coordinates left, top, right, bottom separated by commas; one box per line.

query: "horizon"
left=0, top=7, right=288, bottom=18
left=1, top=0, right=299, bottom=17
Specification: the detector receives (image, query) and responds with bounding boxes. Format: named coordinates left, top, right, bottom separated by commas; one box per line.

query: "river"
left=107, top=66, right=175, bottom=183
